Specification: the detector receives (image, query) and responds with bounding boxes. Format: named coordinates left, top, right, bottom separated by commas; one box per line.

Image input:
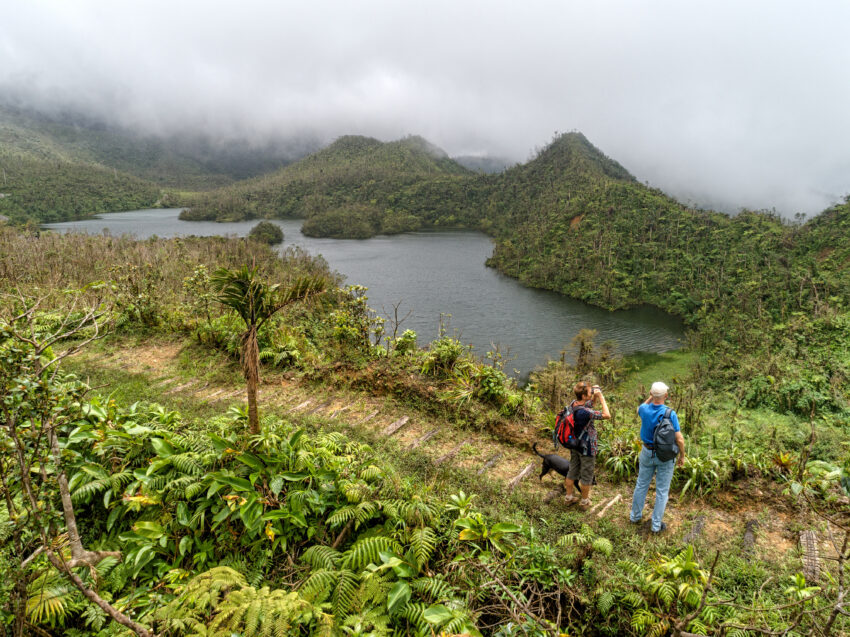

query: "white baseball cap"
left=650, top=381, right=669, bottom=397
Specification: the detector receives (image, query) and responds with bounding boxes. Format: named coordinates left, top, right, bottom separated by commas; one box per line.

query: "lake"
left=44, top=209, right=684, bottom=378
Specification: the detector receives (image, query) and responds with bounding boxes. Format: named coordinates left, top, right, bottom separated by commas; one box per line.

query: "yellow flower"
left=265, top=522, right=275, bottom=542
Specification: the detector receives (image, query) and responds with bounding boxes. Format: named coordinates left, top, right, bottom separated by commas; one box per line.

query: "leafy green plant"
left=455, top=514, right=521, bottom=555
left=421, top=336, right=467, bottom=377
left=677, top=455, right=723, bottom=496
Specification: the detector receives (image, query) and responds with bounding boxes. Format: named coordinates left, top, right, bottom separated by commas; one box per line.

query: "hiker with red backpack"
left=629, top=381, right=686, bottom=533
left=561, top=381, right=610, bottom=509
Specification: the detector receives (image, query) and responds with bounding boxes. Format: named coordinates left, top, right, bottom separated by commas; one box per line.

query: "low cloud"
left=2, top=0, right=849, bottom=214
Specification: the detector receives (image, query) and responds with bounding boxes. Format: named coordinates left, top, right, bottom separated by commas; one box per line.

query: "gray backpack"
left=652, top=408, right=679, bottom=462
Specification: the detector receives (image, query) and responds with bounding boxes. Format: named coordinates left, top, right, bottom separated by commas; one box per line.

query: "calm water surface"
left=44, top=209, right=684, bottom=377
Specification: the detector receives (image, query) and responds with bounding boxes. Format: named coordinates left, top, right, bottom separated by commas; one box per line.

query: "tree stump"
left=543, top=485, right=566, bottom=503
left=356, top=409, right=379, bottom=425
left=289, top=399, right=313, bottom=413
left=596, top=494, right=622, bottom=518
left=328, top=404, right=351, bottom=419
left=307, top=399, right=334, bottom=415
left=683, top=515, right=706, bottom=544
left=742, top=519, right=760, bottom=552
left=163, top=381, right=197, bottom=395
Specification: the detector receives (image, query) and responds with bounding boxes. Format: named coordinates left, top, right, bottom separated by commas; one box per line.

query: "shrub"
left=421, top=337, right=467, bottom=377
left=248, top=220, right=284, bottom=245
left=392, top=329, right=418, bottom=355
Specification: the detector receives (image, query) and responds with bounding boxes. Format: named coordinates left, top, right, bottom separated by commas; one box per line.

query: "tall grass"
left=0, top=227, right=339, bottom=305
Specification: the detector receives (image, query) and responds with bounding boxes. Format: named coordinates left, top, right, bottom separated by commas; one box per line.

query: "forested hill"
left=0, top=110, right=161, bottom=224
left=482, top=134, right=850, bottom=414
left=180, top=135, right=480, bottom=237
left=0, top=104, right=318, bottom=223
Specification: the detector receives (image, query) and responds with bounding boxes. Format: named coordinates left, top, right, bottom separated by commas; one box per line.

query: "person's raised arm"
left=596, top=390, right=611, bottom=419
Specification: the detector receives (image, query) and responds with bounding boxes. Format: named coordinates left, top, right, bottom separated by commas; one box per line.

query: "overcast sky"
left=2, top=0, right=849, bottom=215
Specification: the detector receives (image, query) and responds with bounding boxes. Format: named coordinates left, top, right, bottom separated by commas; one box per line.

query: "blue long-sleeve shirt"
left=638, top=403, right=680, bottom=445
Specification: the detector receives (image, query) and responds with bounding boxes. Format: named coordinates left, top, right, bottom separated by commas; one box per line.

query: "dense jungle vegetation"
left=1, top=227, right=848, bottom=636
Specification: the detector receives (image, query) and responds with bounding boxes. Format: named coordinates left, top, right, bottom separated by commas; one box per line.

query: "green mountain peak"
left=525, top=131, right=636, bottom=183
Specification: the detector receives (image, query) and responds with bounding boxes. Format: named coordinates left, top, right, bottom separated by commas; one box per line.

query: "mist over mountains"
left=2, top=1, right=849, bottom=216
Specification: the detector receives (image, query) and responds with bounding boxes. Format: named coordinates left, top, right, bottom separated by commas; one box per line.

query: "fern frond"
left=410, top=576, right=453, bottom=602
left=357, top=570, right=393, bottom=608
left=342, top=536, right=403, bottom=571
left=409, top=526, right=437, bottom=569
left=209, top=586, right=312, bottom=636
left=333, top=569, right=359, bottom=617
left=359, top=465, right=383, bottom=481
left=591, top=536, right=613, bottom=556
left=340, top=480, right=372, bottom=504
left=400, top=602, right=428, bottom=635
left=301, top=545, right=342, bottom=570
left=298, top=569, right=338, bottom=603
left=327, top=505, right=357, bottom=528
left=621, top=591, right=645, bottom=608
left=27, top=577, right=76, bottom=624
left=355, top=501, right=379, bottom=526
left=169, top=452, right=205, bottom=476
left=185, top=480, right=207, bottom=499
left=597, top=590, right=615, bottom=615
left=686, top=619, right=710, bottom=635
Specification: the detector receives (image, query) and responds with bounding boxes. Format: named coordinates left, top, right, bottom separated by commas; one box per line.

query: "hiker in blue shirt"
left=629, top=381, right=686, bottom=533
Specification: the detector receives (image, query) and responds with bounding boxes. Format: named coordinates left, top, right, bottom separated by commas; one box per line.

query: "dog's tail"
left=532, top=442, right=547, bottom=458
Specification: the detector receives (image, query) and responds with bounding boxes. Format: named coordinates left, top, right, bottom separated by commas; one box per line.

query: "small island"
left=247, top=220, right=284, bottom=245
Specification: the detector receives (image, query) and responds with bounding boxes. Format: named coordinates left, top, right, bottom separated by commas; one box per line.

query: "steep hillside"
left=180, top=134, right=481, bottom=237
left=0, top=113, right=161, bottom=223
left=482, top=134, right=850, bottom=413
left=0, top=156, right=160, bottom=224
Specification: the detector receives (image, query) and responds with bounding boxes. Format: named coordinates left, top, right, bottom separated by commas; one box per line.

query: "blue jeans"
left=630, top=447, right=675, bottom=532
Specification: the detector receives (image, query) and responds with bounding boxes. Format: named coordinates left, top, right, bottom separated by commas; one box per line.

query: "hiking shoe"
left=563, top=494, right=579, bottom=505
left=579, top=498, right=592, bottom=510
left=651, top=522, right=668, bottom=534
left=629, top=517, right=642, bottom=525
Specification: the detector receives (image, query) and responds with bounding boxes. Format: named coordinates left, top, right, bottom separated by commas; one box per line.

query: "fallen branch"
left=382, top=416, right=410, bottom=436
left=477, top=453, right=503, bottom=476
left=508, top=463, right=535, bottom=492
left=596, top=493, right=622, bottom=518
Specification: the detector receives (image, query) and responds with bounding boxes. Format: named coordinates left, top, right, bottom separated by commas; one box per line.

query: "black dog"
left=532, top=442, right=572, bottom=480
left=532, top=443, right=598, bottom=485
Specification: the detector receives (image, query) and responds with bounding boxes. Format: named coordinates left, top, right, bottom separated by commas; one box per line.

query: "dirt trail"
left=76, top=340, right=810, bottom=560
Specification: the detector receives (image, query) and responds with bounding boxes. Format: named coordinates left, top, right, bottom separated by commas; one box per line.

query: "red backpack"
left=553, top=403, right=589, bottom=451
